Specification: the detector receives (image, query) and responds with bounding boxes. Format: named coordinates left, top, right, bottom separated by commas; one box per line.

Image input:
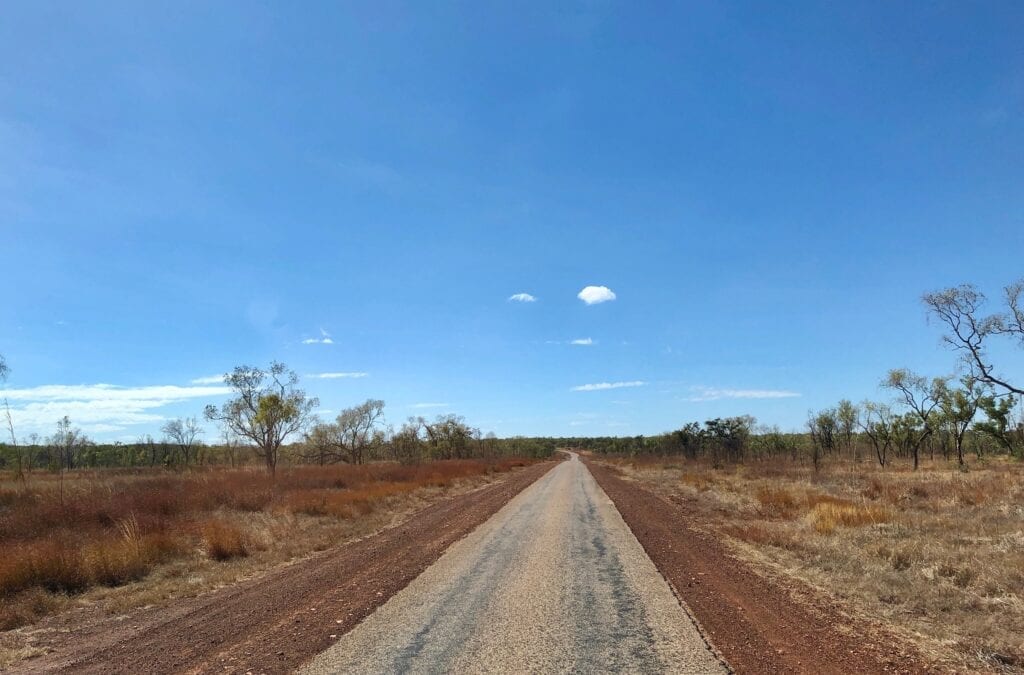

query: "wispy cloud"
left=508, top=292, right=537, bottom=303
left=571, top=381, right=645, bottom=392
left=577, top=285, right=616, bottom=305
left=683, top=387, right=801, bottom=402
left=570, top=338, right=594, bottom=346
left=411, top=402, right=449, bottom=409
left=0, top=383, right=232, bottom=435
left=190, top=374, right=224, bottom=385
left=307, top=372, right=368, bottom=379
left=302, top=328, right=334, bottom=345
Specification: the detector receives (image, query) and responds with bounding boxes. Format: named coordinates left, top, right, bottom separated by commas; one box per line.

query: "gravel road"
left=302, top=453, right=727, bottom=674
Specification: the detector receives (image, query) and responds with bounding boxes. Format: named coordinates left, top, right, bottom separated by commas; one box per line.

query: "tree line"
left=0, top=361, right=555, bottom=478
left=576, top=279, right=1024, bottom=470
left=2, top=277, right=1021, bottom=475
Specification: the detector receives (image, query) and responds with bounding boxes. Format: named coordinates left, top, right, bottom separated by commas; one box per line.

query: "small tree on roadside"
left=204, top=362, right=318, bottom=476
left=162, top=416, right=204, bottom=466
left=884, top=369, right=947, bottom=470
left=939, top=377, right=987, bottom=467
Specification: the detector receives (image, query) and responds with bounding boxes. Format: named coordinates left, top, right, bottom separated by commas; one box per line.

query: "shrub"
left=811, top=502, right=891, bottom=534
left=200, top=520, right=250, bottom=561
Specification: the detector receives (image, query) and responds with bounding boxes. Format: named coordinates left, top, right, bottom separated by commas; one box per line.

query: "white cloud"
left=571, top=381, right=645, bottom=392
left=684, top=387, right=801, bottom=402
left=508, top=293, right=537, bottom=303
left=411, top=402, right=449, bottom=409
left=302, top=328, right=335, bottom=345
left=0, top=383, right=232, bottom=436
left=570, top=338, right=594, bottom=346
left=577, top=285, right=616, bottom=305
left=307, top=372, right=368, bottom=379
left=190, top=374, right=225, bottom=385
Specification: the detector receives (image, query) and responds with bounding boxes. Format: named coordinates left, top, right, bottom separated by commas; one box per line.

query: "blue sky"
left=2, top=2, right=1023, bottom=441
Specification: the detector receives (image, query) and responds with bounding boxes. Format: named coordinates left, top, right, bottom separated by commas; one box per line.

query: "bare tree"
left=161, top=416, right=203, bottom=466
left=51, top=416, right=88, bottom=504
left=924, top=281, right=1024, bottom=396
left=859, top=401, right=894, bottom=467
left=303, top=400, right=387, bottom=465
left=204, top=362, right=318, bottom=475
left=883, top=369, right=947, bottom=470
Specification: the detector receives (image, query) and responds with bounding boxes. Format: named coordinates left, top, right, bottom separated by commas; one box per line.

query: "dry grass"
left=0, top=458, right=534, bottom=632
left=611, top=455, right=1024, bottom=673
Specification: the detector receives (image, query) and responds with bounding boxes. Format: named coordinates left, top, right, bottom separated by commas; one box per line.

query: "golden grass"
left=612, top=455, right=1024, bottom=672
left=0, top=458, right=535, bottom=632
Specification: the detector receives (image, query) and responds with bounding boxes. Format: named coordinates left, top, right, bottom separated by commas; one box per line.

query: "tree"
left=50, top=416, right=88, bottom=504
left=204, top=362, right=318, bottom=475
left=859, top=401, right=894, bottom=467
left=883, top=369, right=947, bottom=470
left=939, top=377, right=986, bottom=467
left=807, top=409, right=837, bottom=471
left=975, top=394, right=1024, bottom=459
left=836, top=399, right=860, bottom=461
left=924, top=280, right=1024, bottom=396
left=424, top=414, right=476, bottom=460
left=334, top=399, right=386, bottom=464
left=390, top=418, right=426, bottom=464
left=161, top=416, right=203, bottom=466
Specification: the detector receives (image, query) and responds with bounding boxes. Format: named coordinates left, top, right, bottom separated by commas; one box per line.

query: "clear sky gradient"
left=3, top=2, right=1023, bottom=441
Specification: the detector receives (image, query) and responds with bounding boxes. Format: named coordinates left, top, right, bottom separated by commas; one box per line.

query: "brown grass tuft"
left=199, top=520, right=250, bottom=561
left=810, top=501, right=890, bottom=534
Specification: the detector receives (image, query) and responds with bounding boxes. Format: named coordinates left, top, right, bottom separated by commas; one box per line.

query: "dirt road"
left=302, top=453, right=726, bottom=674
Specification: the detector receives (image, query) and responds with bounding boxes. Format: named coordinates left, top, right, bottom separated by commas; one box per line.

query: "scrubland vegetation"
left=0, top=458, right=535, bottom=632
left=608, top=455, right=1024, bottom=671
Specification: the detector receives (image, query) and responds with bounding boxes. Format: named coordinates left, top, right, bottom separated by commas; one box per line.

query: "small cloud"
left=571, top=381, right=645, bottom=392
left=684, top=387, right=801, bottom=402
left=411, top=402, right=449, bottom=409
left=190, top=374, right=224, bottom=385
left=570, top=338, right=594, bottom=346
left=308, top=372, right=368, bottom=379
left=577, top=285, right=616, bottom=305
left=508, top=293, right=537, bottom=303
left=302, top=328, right=334, bottom=345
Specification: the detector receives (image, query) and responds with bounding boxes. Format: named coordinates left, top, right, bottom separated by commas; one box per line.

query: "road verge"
left=585, top=458, right=937, bottom=675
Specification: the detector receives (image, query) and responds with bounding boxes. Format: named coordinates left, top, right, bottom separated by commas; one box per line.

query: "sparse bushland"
left=0, top=458, right=536, bottom=631
left=607, top=454, right=1024, bottom=672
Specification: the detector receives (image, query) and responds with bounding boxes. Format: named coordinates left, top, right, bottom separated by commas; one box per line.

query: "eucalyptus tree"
left=204, top=362, right=318, bottom=476
left=883, top=369, right=947, bottom=470
left=859, top=401, right=894, bottom=467
left=939, top=377, right=987, bottom=466
left=924, top=280, right=1024, bottom=396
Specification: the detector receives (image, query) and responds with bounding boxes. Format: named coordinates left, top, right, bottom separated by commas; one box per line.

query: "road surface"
left=302, top=453, right=727, bottom=674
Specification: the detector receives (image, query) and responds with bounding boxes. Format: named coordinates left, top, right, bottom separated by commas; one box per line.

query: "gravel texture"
left=303, top=453, right=726, bottom=674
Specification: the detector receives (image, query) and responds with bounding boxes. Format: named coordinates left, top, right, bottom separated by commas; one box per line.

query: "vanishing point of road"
left=302, top=453, right=727, bottom=674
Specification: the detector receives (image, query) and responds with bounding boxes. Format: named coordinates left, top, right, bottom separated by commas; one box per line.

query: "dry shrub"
left=200, top=520, right=250, bottom=561
left=0, top=589, right=63, bottom=631
left=283, top=482, right=418, bottom=519
left=756, top=487, right=799, bottom=517
left=724, top=523, right=801, bottom=550
left=681, top=472, right=713, bottom=492
left=811, top=501, right=891, bottom=534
